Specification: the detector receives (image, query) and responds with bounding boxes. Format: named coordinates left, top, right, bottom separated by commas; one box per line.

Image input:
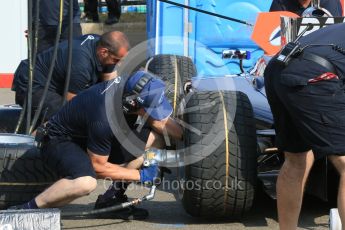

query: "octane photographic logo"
left=0, top=224, right=13, bottom=230
left=105, top=36, right=237, bottom=168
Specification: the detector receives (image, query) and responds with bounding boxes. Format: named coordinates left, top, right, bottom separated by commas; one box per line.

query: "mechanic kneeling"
left=264, top=23, right=345, bottom=229
left=10, top=71, right=182, bottom=220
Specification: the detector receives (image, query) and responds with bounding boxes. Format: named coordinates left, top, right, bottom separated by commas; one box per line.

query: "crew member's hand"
left=139, top=164, right=160, bottom=184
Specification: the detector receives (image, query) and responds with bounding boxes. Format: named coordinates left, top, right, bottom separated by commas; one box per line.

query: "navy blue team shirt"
left=13, top=34, right=115, bottom=95
left=270, top=0, right=343, bottom=16
left=47, top=81, right=115, bottom=155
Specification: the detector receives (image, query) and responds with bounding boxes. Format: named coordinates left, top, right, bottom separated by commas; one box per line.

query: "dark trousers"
left=84, top=0, right=99, bottom=19
left=15, top=89, right=63, bottom=126
left=35, top=23, right=82, bottom=53
left=106, top=0, right=121, bottom=19
left=84, top=0, right=121, bottom=19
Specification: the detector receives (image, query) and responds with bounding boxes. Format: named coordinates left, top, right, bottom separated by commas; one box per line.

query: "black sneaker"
left=94, top=194, right=149, bottom=220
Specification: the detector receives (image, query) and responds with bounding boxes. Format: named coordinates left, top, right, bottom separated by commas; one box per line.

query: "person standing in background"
left=33, top=0, right=83, bottom=53
left=83, top=0, right=100, bottom=22
left=104, top=0, right=122, bottom=25
left=269, top=0, right=343, bottom=16
left=83, top=0, right=121, bottom=25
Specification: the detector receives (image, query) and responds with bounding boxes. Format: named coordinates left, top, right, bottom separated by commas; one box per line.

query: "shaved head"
left=98, top=31, right=130, bottom=55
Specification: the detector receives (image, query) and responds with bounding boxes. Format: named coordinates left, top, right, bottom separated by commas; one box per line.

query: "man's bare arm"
left=88, top=149, right=140, bottom=181
left=147, top=117, right=183, bottom=140
left=134, top=108, right=183, bottom=140
left=66, top=92, right=76, bottom=101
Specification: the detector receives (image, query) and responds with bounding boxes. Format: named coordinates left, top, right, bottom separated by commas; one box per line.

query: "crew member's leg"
left=15, top=88, right=63, bottom=121
left=87, top=0, right=99, bottom=22
left=32, top=89, right=63, bottom=121
left=105, top=0, right=121, bottom=24
left=328, top=155, right=345, bottom=225
left=277, top=150, right=314, bottom=230
left=14, top=89, right=26, bottom=108
left=29, top=139, right=97, bottom=208
left=36, top=176, right=97, bottom=208
left=15, top=88, right=63, bottom=133
left=264, top=59, right=314, bottom=230
left=82, top=0, right=90, bottom=19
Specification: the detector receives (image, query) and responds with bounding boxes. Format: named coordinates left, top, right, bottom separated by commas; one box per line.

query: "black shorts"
left=265, top=59, right=345, bottom=159
left=41, top=137, right=96, bottom=179
left=41, top=121, right=151, bottom=179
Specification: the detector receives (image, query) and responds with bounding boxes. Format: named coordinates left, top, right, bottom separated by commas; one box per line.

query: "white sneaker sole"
left=329, top=208, right=342, bottom=230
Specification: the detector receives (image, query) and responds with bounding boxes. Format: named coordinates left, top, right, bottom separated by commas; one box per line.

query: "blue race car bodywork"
left=147, top=0, right=273, bottom=126
left=146, top=0, right=334, bottom=202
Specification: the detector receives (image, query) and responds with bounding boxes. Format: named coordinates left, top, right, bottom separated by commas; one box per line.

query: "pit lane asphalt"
left=0, top=89, right=333, bottom=228
left=58, top=173, right=332, bottom=230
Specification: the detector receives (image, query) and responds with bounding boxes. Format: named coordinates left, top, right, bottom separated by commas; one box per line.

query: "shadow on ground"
left=61, top=179, right=331, bottom=229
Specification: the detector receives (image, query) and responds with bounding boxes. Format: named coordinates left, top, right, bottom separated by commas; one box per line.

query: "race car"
left=0, top=0, right=342, bottom=220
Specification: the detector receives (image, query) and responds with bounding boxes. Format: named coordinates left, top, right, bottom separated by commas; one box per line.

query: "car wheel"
left=0, top=134, right=58, bottom=209
left=0, top=105, right=22, bottom=133
left=181, top=91, right=257, bottom=218
left=147, top=54, right=196, bottom=116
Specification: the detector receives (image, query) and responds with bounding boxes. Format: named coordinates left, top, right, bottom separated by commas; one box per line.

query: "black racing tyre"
left=0, top=134, right=58, bottom=209
left=181, top=91, right=257, bottom=219
left=0, top=105, right=22, bottom=133
left=147, top=54, right=196, bottom=115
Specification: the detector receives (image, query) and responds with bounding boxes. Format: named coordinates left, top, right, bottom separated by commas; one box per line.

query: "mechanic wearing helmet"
left=12, top=31, right=129, bottom=124
left=264, top=23, right=345, bottom=229
left=10, top=71, right=182, bottom=219
left=269, top=0, right=343, bottom=16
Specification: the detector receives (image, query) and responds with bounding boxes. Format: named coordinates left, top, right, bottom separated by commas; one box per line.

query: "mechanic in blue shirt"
left=12, top=31, right=129, bottom=123
left=11, top=71, right=183, bottom=219
left=269, top=0, right=343, bottom=16
left=32, top=0, right=83, bottom=53
left=264, top=23, right=345, bottom=229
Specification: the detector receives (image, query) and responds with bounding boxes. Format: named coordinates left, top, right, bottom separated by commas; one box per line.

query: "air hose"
left=16, top=0, right=41, bottom=134
left=14, top=0, right=40, bottom=133
left=158, top=0, right=253, bottom=26
left=25, top=0, right=34, bottom=134
left=14, top=97, right=27, bottom=134
left=61, top=185, right=157, bottom=217
left=62, top=0, right=74, bottom=106
left=29, top=0, right=64, bottom=133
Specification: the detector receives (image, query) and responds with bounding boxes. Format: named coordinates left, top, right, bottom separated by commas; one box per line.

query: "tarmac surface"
left=0, top=88, right=333, bottom=230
